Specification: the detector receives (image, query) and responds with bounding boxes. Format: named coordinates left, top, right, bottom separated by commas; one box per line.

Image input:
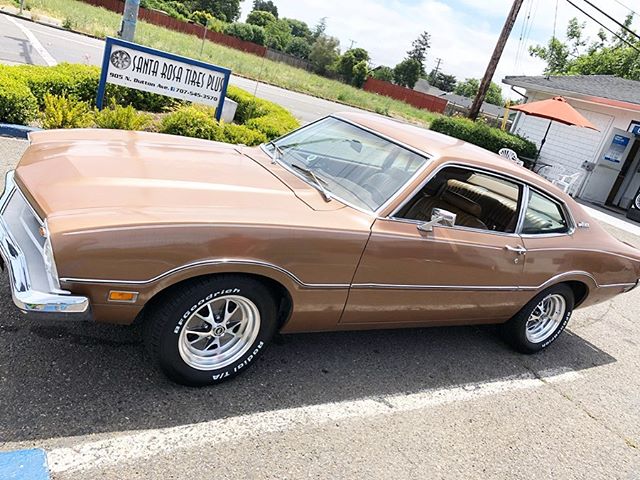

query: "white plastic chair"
left=498, top=148, right=524, bottom=166
left=552, top=172, right=583, bottom=195
left=538, top=165, right=565, bottom=182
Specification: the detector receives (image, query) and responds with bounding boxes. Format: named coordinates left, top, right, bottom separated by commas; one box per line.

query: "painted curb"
left=0, top=124, right=41, bottom=139
left=0, top=449, right=50, bottom=480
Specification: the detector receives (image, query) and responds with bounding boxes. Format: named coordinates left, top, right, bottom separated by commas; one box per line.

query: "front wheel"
left=144, top=275, right=278, bottom=386
left=501, top=284, right=574, bottom=353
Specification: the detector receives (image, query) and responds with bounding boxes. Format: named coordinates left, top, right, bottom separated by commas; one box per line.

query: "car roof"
left=333, top=111, right=567, bottom=199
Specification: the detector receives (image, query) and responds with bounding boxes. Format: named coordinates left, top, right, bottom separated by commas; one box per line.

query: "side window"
left=396, top=166, right=522, bottom=233
left=522, top=190, right=569, bottom=235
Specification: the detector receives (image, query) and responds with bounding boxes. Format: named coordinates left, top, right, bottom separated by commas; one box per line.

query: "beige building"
left=503, top=75, right=640, bottom=220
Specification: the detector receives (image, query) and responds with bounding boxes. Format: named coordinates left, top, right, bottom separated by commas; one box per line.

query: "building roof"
left=413, top=79, right=446, bottom=97
left=442, top=93, right=506, bottom=117
left=503, top=75, right=640, bottom=108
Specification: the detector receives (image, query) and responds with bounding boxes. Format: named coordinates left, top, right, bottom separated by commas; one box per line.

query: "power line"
left=564, top=0, right=640, bottom=53
left=579, top=0, right=640, bottom=42
left=612, top=0, right=638, bottom=18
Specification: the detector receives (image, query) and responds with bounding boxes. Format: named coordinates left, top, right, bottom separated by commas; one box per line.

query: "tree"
left=309, top=34, right=340, bottom=75
left=530, top=15, right=640, bottom=80
left=246, top=10, right=276, bottom=27
left=284, top=18, right=311, bottom=39
left=337, top=47, right=370, bottom=84
left=311, top=17, right=327, bottom=41
left=252, top=0, right=278, bottom=18
left=189, top=0, right=242, bottom=22
left=529, top=37, right=571, bottom=75
left=454, top=78, right=504, bottom=106
left=352, top=60, right=369, bottom=88
left=264, top=18, right=292, bottom=50
left=428, top=70, right=456, bottom=92
left=286, top=37, right=311, bottom=59
left=406, top=31, right=431, bottom=74
left=224, top=22, right=266, bottom=45
left=371, top=66, right=394, bottom=82
left=393, top=58, right=421, bottom=88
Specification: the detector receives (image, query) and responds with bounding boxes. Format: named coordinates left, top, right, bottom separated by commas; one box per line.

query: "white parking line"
left=47, top=368, right=580, bottom=474
left=26, top=26, right=102, bottom=50
left=5, top=16, right=57, bottom=66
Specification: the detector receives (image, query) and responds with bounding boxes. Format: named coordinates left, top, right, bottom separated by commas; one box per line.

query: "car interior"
left=395, top=166, right=564, bottom=234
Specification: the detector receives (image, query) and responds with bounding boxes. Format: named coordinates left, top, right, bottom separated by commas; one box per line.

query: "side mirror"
left=417, top=208, right=457, bottom=232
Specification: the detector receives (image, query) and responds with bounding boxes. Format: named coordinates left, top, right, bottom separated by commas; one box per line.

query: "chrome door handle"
left=505, top=245, right=527, bottom=255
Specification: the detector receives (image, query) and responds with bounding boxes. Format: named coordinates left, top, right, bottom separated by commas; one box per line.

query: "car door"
left=340, top=165, right=530, bottom=327
left=517, top=188, right=579, bottom=289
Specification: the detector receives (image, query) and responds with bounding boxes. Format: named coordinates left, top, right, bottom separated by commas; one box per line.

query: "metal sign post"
left=119, top=0, right=140, bottom=42
left=96, top=37, right=231, bottom=121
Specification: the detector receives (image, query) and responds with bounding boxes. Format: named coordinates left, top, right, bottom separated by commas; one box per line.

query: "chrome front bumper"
left=0, top=171, right=90, bottom=317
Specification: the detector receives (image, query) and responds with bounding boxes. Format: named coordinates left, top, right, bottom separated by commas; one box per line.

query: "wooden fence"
left=79, top=0, right=267, bottom=56
left=363, top=78, right=448, bottom=114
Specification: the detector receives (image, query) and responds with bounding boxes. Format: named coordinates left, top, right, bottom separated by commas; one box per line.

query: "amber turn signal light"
left=108, top=290, right=138, bottom=302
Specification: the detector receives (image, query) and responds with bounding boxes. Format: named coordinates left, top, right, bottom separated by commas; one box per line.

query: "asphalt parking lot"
left=1, top=137, right=639, bottom=479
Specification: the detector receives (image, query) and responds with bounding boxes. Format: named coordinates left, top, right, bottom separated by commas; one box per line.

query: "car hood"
left=16, top=129, right=302, bottom=218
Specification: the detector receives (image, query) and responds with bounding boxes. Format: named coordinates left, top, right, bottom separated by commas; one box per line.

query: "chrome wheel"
left=178, top=295, right=261, bottom=371
left=525, top=293, right=566, bottom=343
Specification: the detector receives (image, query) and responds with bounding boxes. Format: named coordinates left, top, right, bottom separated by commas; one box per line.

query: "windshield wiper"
left=290, top=163, right=332, bottom=202
left=267, top=140, right=285, bottom=164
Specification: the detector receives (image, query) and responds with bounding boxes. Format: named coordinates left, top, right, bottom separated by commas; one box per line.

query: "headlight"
left=41, top=221, right=62, bottom=293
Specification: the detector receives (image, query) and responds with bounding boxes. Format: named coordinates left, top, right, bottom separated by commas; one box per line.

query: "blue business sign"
left=97, top=37, right=231, bottom=120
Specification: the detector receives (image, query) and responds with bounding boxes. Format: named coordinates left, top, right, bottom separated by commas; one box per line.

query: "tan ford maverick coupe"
left=1, top=112, right=639, bottom=385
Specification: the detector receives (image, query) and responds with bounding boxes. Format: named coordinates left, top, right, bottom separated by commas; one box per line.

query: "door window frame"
left=386, top=162, right=576, bottom=238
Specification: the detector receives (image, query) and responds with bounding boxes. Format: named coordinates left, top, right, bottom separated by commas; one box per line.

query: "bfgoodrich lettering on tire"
left=500, top=284, right=574, bottom=354
left=144, top=275, right=277, bottom=386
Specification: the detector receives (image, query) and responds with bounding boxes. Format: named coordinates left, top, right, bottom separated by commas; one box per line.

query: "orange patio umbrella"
left=510, top=96, right=599, bottom=167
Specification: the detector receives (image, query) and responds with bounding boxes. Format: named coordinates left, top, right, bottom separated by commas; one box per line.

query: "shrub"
left=0, top=63, right=176, bottom=113
left=94, top=101, right=153, bottom=130
left=222, top=123, right=267, bottom=146
left=0, top=71, right=38, bottom=124
left=159, top=105, right=223, bottom=140
left=226, top=85, right=299, bottom=139
left=41, top=94, right=93, bottom=129
left=429, top=116, right=538, bottom=159
left=8, top=63, right=99, bottom=107
left=224, top=22, right=257, bottom=42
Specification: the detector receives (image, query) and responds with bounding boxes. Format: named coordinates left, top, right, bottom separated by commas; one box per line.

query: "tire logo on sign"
left=110, top=50, right=131, bottom=70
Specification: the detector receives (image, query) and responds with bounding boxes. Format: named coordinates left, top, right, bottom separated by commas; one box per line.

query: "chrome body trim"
left=352, top=271, right=610, bottom=292
left=61, top=258, right=351, bottom=289
left=0, top=171, right=90, bottom=315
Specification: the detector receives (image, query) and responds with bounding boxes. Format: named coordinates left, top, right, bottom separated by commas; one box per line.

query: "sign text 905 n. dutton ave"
left=97, top=37, right=231, bottom=120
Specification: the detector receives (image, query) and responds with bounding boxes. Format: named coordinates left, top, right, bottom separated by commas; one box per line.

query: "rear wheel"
left=144, top=275, right=278, bottom=386
left=501, top=284, right=574, bottom=353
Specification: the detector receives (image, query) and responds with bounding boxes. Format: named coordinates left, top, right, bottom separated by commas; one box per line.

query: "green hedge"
left=226, top=85, right=299, bottom=139
left=159, top=105, right=268, bottom=146
left=0, top=63, right=299, bottom=145
left=429, top=116, right=538, bottom=159
left=0, top=63, right=177, bottom=115
left=0, top=70, right=38, bottom=124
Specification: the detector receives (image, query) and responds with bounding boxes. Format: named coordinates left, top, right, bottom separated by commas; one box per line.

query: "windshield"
left=264, top=117, right=429, bottom=211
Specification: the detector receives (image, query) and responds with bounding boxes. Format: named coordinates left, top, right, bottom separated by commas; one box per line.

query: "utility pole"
left=468, top=0, right=524, bottom=120
left=348, top=39, right=357, bottom=50
left=119, top=0, right=140, bottom=42
left=431, top=58, right=442, bottom=81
